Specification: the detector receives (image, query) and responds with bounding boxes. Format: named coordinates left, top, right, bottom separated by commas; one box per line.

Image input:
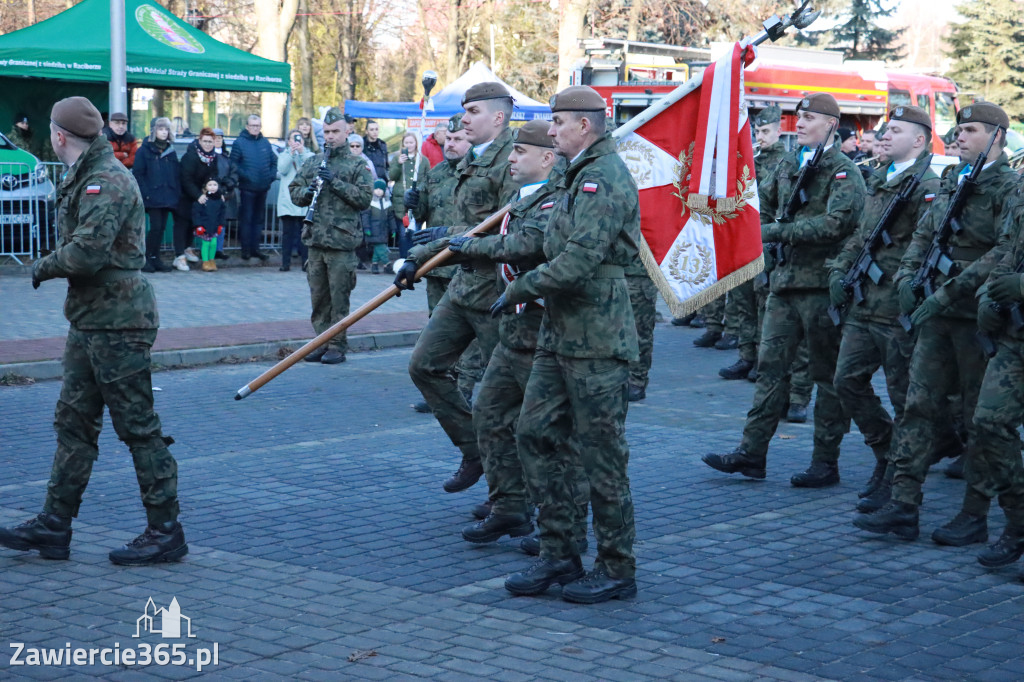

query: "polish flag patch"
left=85, top=185, right=102, bottom=194
left=834, top=172, right=847, bottom=180
left=924, top=193, right=935, bottom=202
left=540, top=201, right=555, bottom=209
left=582, top=182, right=599, bottom=193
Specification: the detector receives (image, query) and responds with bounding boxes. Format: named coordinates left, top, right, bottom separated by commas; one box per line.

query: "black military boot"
left=462, top=512, right=534, bottom=544
left=303, top=346, right=328, bottom=363
left=472, top=500, right=492, bottom=520
left=714, top=333, right=739, bottom=350
left=627, top=384, right=646, bottom=402
left=786, top=403, right=808, bottom=424
left=443, top=457, right=484, bottom=493
left=944, top=455, right=965, bottom=480
left=701, top=448, right=766, bottom=479
left=520, top=534, right=588, bottom=557
left=0, top=513, right=72, bottom=560
left=719, top=359, right=754, bottom=380
left=671, top=313, right=697, bottom=327
left=109, top=521, right=188, bottom=566
left=856, top=475, right=892, bottom=513
left=858, top=460, right=888, bottom=499
left=747, top=365, right=759, bottom=382
left=931, top=511, right=988, bottom=547
left=505, top=556, right=584, bottom=596
left=412, top=401, right=432, bottom=414
left=689, top=315, right=707, bottom=328
left=853, top=501, right=919, bottom=540
left=790, top=461, right=839, bottom=488
left=977, top=528, right=1024, bottom=568
left=562, top=567, right=637, bottom=604
left=693, top=330, right=722, bottom=348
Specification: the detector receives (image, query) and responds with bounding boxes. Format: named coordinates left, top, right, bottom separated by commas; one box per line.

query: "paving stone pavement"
left=2, top=320, right=1023, bottom=680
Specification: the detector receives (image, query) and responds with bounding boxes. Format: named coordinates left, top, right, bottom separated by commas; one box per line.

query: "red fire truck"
left=574, top=40, right=959, bottom=153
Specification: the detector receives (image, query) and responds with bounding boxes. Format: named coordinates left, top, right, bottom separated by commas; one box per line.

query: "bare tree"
left=254, top=0, right=299, bottom=137
left=558, top=0, right=590, bottom=89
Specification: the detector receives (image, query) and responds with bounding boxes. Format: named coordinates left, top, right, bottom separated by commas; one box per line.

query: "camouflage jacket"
left=754, top=140, right=787, bottom=186
left=289, top=150, right=373, bottom=251
left=831, top=151, right=940, bottom=323
left=983, top=194, right=1024, bottom=340
left=32, top=136, right=157, bottom=331
left=457, top=178, right=563, bottom=350
left=503, top=134, right=641, bottom=361
left=409, top=126, right=520, bottom=311
left=413, top=157, right=461, bottom=279
left=761, top=142, right=866, bottom=292
left=896, top=152, right=1022, bottom=320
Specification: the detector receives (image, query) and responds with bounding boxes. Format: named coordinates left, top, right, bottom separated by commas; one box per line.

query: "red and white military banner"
left=614, top=42, right=764, bottom=317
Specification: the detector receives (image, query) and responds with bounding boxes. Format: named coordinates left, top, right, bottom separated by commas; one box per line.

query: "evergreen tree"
left=795, top=0, right=901, bottom=61
left=947, top=0, right=1024, bottom=120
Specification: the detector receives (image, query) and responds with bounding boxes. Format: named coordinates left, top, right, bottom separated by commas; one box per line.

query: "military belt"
left=592, top=264, right=625, bottom=279
left=948, top=246, right=989, bottom=262
left=68, top=269, right=139, bottom=288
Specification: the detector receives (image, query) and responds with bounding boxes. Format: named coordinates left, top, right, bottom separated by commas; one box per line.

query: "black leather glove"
left=393, top=260, right=419, bottom=293
left=828, top=271, right=849, bottom=308
left=303, top=186, right=316, bottom=202
left=988, top=274, right=1024, bottom=305
left=316, top=166, right=334, bottom=183
left=404, top=187, right=420, bottom=211
left=412, top=226, right=448, bottom=245
left=977, top=295, right=1003, bottom=333
left=489, top=293, right=512, bottom=318
left=897, top=279, right=918, bottom=315
left=448, top=236, right=472, bottom=252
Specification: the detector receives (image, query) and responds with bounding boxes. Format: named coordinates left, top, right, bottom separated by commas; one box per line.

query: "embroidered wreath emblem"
left=667, top=240, right=713, bottom=286
left=671, top=142, right=755, bottom=227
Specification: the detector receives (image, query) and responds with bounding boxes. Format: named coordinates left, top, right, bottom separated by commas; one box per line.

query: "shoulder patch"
left=540, top=201, right=555, bottom=210
left=834, top=172, right=847, bottom=180
left=85, top=185, right=102, bottom=194
left=924, top=193, right=935, bottom=202
left=581, top=181, right=599, bottom=193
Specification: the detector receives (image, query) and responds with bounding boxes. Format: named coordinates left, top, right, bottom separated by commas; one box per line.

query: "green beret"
left=512, top=120, right=553, bottom=148
left=549, top=85, right=606, bottom=113
left=50, top=96, right=104, bottom=139
left=753, top=104, right=781, bottom=127
left=957, top=101, right=1009, bottom=130
left=323, top=107, right=345, bottom=126
left=447, top=113, right=464, bottom=133
left=888, top=104, right=931, bottom=131
left=796, top=92, right=840, bottom=120
left=462, top=82, right=511, bottom=106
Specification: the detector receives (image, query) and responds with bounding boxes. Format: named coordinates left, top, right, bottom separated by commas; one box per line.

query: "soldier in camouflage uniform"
left=0, top=98, right=186, bottom=566
left=395, top=82, right=520, bottom=494
left=500, top=86, right=639, bottom=605
left=290, top=108, right=374, bottom=365
left=692, top=295, right=725, bottom=347
left=442, top=121, right=588, bottom=550
left=856, top=102, right=1022, bottom=544
left=720, top=105, right=813, bottom=424
left=828, top=106, right=940, bottom=513
left=626, top=262, right=657, bottom=401
left=703, top=93, right=865, bottom=487
left=970, top=196, right=1024, bottom=572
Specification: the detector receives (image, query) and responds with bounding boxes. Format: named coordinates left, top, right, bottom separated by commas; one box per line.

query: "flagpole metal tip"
left=235, top=385, right=251, bottom=401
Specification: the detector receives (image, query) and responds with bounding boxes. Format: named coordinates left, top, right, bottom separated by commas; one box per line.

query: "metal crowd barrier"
left=0, top=161, right=58, bottom=264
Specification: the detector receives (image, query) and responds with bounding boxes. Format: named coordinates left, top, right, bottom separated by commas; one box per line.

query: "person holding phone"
left=277, top=129, right=315, bottom=271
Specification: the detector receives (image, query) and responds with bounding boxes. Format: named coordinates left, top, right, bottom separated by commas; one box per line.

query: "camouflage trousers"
left=833, top=318, right=914, bottom=463
left=307, top=246, right=356, bottom=353
left=963, top=339, right=1024, bottom=526
left=740, top=291, right=849, bottom=462
left=627, top=274, right=657, bottom=391
left=474, top=343, right=590, bottom=522
left=409, top=292, right=499, bottom=462
left=426, top=275, right=486, bottom=395
left=701, top=294, right=726, bottom=334
left=890, top=316, right=988, bottom=507
left=44, top=327, right=179, bottom=525
left=517, top=349, right=635, bottom=579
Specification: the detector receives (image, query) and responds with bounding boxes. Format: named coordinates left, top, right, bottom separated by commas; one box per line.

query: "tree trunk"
left=557, top=0, right=589, bottom=90
left=298, top=0, right=313, bottom=118
left=445, top=0, right=460, bottom=83
left=255, top=0, right=299, bottom=138
left=28, top=0, right=35, bottom=25
left=626, top=0, right=643, bottom=42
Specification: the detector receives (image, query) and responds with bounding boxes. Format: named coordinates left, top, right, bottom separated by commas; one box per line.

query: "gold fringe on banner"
left=716, top=196, right=737, bottom=214
left=638, top=234, right=765, bottom=319
left=686, top=194, right=709, bottom=212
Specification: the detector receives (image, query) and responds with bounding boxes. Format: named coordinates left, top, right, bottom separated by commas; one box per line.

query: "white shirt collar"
left=518, top=181, right=545, bottom=199
left=886, top=159, right=915, bottom=182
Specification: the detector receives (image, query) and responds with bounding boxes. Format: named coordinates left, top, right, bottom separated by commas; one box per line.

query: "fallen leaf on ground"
left=347, top=649, right=378, bottom=662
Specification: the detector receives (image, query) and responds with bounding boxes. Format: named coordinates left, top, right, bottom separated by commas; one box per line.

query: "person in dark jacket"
left=192, top=179, right=226, bottom=272
left=229, top=114, right=277, bottom=261
left=211, top=128, right=236, bottom=260
left=132, top=117, right=186, bottom=272
left=360, top=179, right=395, bottom=274
left=103, top=112, right=138, bottom=169
left=178, top=128, right=222, bottom=264
left=363, top=120, right=389, bottom=180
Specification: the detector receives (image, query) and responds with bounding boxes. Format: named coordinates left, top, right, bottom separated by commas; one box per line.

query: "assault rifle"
left=827, top=154, right=932, bottom=326
left=977, top=260, right=1024, bottom=358
left=898, top=125, right=1002, bottom=332
left=766, top=120, right=836, bottom=266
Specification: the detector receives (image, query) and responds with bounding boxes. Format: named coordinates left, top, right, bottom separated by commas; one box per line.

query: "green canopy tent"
left=0, top=0, right=290, bottom=136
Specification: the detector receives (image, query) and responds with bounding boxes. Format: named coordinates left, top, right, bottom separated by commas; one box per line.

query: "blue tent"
left=346, top=62, right=551, bottom=121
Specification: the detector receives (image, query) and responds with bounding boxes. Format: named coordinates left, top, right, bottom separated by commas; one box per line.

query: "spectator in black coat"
left=133, top=117, right=188, bottom=272
left=178, top=127, right=221, bottom=264
left=363, top=120, right=389, bottom=180
left=229, top=114, right=277, bottom=261
left=192, top=179, right=226, bottom=272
